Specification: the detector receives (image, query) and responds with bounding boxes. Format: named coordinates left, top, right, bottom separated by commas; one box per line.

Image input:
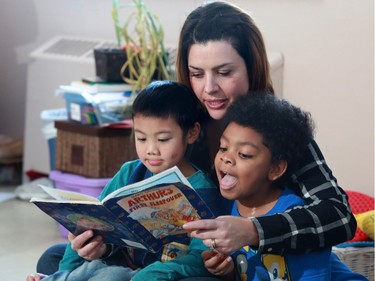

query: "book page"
left=37, top=185, right=99, bottom=202
left=102, top=166, right=192, bottom=202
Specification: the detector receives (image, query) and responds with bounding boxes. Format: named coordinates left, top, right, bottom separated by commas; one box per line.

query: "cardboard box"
left=55, top=121, right=137, bottom=178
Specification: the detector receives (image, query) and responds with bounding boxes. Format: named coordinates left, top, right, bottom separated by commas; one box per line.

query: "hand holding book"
left=30, top=166, right=214, bottom=253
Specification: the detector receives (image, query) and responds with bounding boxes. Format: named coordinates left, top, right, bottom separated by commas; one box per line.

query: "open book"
left=30, top=166, right=214, bottom=253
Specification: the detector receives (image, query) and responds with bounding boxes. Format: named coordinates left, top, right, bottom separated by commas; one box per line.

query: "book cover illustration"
left=106, top=182, right=214, bottom=252
left=117, top=184, right=203, bottom=239
left=32, top=199, right=149, bottom=250
left=161, top=242, right=189, bottom=262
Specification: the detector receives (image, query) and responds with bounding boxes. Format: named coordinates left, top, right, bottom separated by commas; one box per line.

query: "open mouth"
left=205, top=99, right=227, bottom=110
left=219, top=171, right=238, bottom=189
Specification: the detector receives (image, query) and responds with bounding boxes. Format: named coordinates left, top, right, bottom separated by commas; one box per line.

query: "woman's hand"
left=201, top=250, right=234, bottom=278
left=183, top=216, right=259, bottom=255
left=26, top=273, right=47, bottom=281
left=68, top=230, right=107, bottom=261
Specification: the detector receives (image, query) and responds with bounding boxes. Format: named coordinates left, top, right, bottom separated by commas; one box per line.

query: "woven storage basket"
left=55, top=121, right=137, bottom=178
left=333, top=246, right=374, bottom=281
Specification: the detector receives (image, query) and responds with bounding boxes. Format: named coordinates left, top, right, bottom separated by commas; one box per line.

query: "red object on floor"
left=26, top=169, right=49, bottom=181
left=346, top=190, right=375, bottom=242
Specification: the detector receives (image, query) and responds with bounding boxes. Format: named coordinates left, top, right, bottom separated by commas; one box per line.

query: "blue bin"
left=40, top=108, right=68, bottom=171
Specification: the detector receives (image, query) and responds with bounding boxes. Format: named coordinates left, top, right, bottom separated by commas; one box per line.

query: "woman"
left=178, top=1, right=356, bottom=255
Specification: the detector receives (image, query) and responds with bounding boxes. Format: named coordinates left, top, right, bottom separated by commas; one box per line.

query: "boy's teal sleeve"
left=97, top=161, right=135, bottom=201
left=58, top=242, right=84, bottom=271
left=132, top=238, right=214, bottom=281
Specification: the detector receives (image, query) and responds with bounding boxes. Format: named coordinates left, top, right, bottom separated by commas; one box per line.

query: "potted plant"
left=112, top=0, right=171, bottom=92
left=93, top=0, right=170, bottom=121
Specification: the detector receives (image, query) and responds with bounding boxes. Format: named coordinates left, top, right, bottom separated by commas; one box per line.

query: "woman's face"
left=188, top=41, right=249, bottom=120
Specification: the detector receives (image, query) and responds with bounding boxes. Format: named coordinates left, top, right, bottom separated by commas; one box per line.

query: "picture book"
left=30, top=166, right=215, bottom=253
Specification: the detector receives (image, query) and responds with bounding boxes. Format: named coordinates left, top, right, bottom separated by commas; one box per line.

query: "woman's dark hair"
left=132, top=80, right=204, bottom=136
left=176, top=1, right=273, bottom=93
left=224, top=92, right=315, bottom=183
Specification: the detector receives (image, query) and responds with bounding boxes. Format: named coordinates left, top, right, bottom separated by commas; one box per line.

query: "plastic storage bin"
left=40, top=108, right=68, bottom=171
left=49, top=170, right=111, bottom=237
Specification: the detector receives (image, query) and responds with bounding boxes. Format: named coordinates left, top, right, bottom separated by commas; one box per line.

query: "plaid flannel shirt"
left=251, top=140, right=356, bottom=254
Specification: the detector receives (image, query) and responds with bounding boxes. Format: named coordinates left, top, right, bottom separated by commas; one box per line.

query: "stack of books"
left=59, top=77, right=134, bottom=126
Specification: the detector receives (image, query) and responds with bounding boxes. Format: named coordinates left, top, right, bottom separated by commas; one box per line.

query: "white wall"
left=0, top=0, right=373, bottom=196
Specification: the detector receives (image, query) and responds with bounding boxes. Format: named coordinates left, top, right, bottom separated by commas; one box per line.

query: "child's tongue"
left=220, top=174, right=238, bottom=189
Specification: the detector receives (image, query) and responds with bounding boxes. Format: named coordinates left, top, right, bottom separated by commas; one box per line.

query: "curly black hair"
left=223, top=92, right=315, bottom=184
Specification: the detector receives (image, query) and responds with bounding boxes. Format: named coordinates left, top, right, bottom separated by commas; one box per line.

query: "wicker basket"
left=55, top=121, right=137, bottom=178
left=333, top=246, right=374, bottom=281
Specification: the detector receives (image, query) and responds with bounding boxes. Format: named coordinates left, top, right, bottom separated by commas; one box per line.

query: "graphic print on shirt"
left=236, top=253, right=248, bottom=281
left=261, top=254, right=290, bottom=280
left=234, top=246, right=291, bottom=281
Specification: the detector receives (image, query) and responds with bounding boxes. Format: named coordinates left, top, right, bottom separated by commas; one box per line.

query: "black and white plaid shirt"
left=250, top=140, right=356, bottom=254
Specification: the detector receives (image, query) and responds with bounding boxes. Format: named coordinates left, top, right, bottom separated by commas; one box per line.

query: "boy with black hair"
left=27, top=80, right=223, bottom=281
left=184, top=92, right=366, bottom=281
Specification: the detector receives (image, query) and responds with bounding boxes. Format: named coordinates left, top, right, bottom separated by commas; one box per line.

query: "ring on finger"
left=210, top=238, right=217, bottom=249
